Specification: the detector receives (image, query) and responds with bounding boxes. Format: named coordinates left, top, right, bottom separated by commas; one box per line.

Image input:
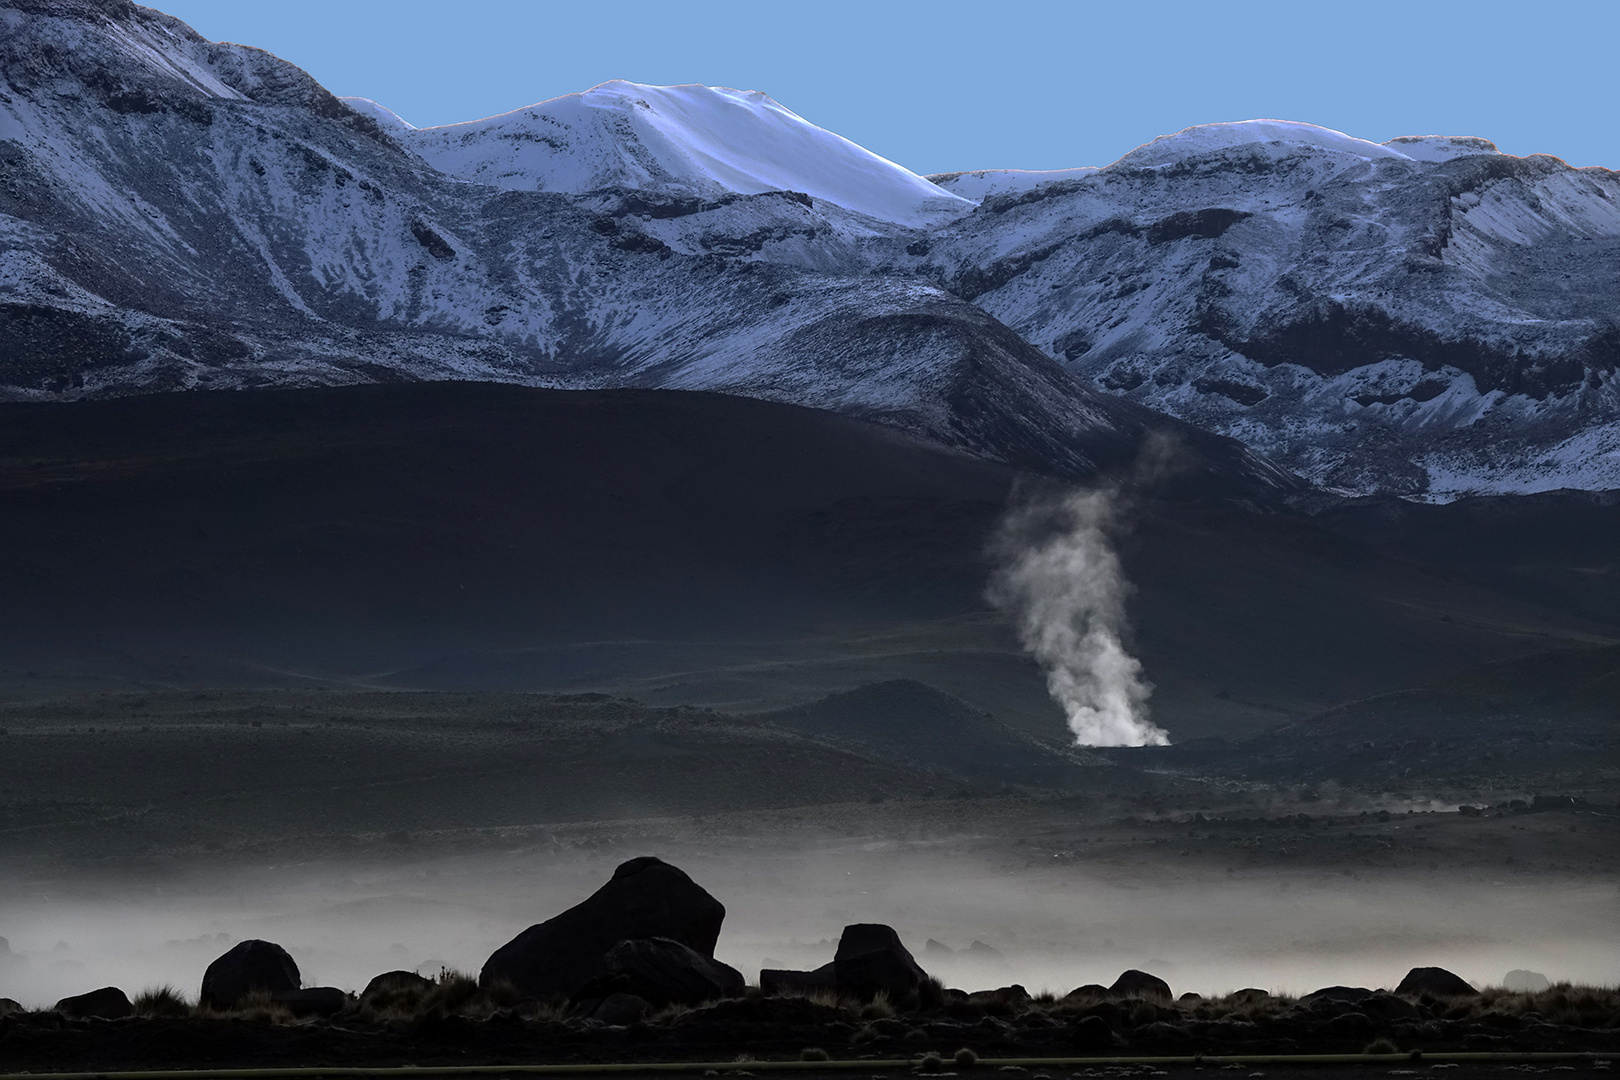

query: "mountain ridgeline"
left=1, top=0, right=1617, bottom=498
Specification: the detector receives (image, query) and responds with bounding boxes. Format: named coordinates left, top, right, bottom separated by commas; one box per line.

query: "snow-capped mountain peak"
left=394, top=80, right=974, bottom=228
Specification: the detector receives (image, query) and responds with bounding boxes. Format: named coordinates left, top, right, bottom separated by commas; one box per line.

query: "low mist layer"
left=3, top=833, right=1615, bottom=1009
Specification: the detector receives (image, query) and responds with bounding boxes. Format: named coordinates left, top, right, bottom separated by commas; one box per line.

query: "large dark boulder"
left=832, top=923, right=928, bottom=1001
left=200, top=939, right=301, bottom=1009
left=55, top=986, right=132, bottom=1019
left=1108, top=969, right=1172, bottom=1000
left=1302, top=985, right=1374, bottom=1004
left=0, top=997, right=21, bottom=1016
left=761, top=961, right=837, bottom=996
left=591, top=936, right=745, bottom=1007
left=1395, top=966, right=1478, bottom=997
left=480, top=856, right=725, bottom=998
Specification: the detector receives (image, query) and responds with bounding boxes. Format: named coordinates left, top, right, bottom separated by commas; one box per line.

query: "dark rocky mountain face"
left=3, top=3, right=1614, bottom=498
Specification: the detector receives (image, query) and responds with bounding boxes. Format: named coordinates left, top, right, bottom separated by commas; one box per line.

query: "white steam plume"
left=988, top=487, right=1169, bottom=747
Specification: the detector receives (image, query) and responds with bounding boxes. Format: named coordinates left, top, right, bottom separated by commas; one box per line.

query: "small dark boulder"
left=1361, top=991, right=1421, bottom=1021
left=201, top=939, right=300, bottom=1009
left=1072, top=1013, right=1120, bottom=1049
left=1395, top=966, right=1478, bottom=998
left=362, top=970, right=434, bottom=999
left=593, top=936, right=745, bottom=1007
left=760, top=962, right=837, bottom=996
left=967, top=984, right=1030, bottom=1006
left=833, top=923, right=928, bottom=1001
left=270, top=987, right=349, bottom=1017
left=1302, top=985, right=1374, bottom=1004
left=1229, top=987, right=1270, bottom=1003
left=585, top=992, right=651, bottom=1025
left=480, top=856, right=725, bottom=998
left=55, top=986, right=132, bottom=1019
left=678, top=995, right=845, bottom=1026
left=0, top=997, right=21, bottom=1016
left=1178, top=991, right=1204, bottom=1004
left=1065, top=982, right=1109, bottom=998
left=1109, top=969, right=1172, bottom=1000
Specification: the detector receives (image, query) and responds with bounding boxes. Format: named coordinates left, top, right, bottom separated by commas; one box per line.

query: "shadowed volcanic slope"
left=0, top=383, right=1615, bottom=741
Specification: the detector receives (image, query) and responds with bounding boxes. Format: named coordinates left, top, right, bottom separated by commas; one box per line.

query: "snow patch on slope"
left=929, top=167, right=1100, bottom=202
left=1115, top=120, right=1411, bottom=168
left=400, top=81, right=973, bottom=227
left=1383, top=135, right=1501, bottom=162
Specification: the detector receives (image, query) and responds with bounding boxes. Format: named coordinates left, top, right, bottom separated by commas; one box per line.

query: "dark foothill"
left=201, top=939, right=301, bottom=1009
left=832, top=923, right=929, bottom=1001
left=55, top=986, right=133, bottom=1019
left=1395, top=966, right=1479, bottom=997
left=761, top=962, right=837, bottom=996
left=480, top=855, right=725, bottom=998
left=270, top=987, right=349, bottom=1017
left=592, top=936, right=745, bottom=1007
left=361, top=970, right=434, bottom=999
left=1108, top=969, right=1172, bottom=1000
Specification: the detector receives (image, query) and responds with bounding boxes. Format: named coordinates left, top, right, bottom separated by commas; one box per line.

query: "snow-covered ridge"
left=392, top=80, right=974, bottom=228
left=340, top=96, right=416, bottom=134
left=1114, top=120, right=1414, bottom=168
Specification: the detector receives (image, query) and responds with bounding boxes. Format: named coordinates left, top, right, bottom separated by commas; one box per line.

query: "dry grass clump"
left=799, top=1047, right=830, bottom=1061
left=132, top=985, right=191, bottom=1018
left=226, top=990, right=295, bottom=1024
left=1459, top=984, right=1620, bottom=1028
left=858, top=991, right=896, bottom=1020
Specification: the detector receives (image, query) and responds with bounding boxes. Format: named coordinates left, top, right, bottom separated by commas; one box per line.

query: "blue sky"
left=156, top=0, right=1616, bottom=175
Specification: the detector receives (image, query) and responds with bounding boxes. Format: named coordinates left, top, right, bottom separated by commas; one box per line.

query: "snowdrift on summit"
left=395, top=80, right=974, bottom=228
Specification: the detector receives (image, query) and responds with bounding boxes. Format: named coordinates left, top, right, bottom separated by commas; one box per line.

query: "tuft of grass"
left=858, top=991, right=895, bottom=1020
left=651, top=1001, right=696, bottom=1024
left=919, top=1052, right=945, bottom=1074
left=800, top=1047, right=830, bottom=1061
left=954, top=1047, right=979, bottom=1068
left=132, top=985, right=191, bottom=1018
left=1364, top=1038, right=1398, bottom=1054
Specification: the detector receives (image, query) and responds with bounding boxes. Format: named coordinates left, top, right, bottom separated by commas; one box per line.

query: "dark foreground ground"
left=3, top=981, right=1619, bottom=1072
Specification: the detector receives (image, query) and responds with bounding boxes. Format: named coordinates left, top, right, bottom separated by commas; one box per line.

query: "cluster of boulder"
left=26, top=856, right=1532, bottom=1027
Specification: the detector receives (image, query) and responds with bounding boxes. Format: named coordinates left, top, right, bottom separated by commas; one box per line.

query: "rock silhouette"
left=200, top=940, right=301, bottom=1010
left=1109, top=969, right=1172, bottom=1000
left=832, top=923, right=928, bottom=1001
left=1395, top=966, right=1479, bottom=997
left=54, top=986, right=132, bottom=1019
left=590, top=936, right=745, bottom=1007
left=480, top=856, right=725, bottom=998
